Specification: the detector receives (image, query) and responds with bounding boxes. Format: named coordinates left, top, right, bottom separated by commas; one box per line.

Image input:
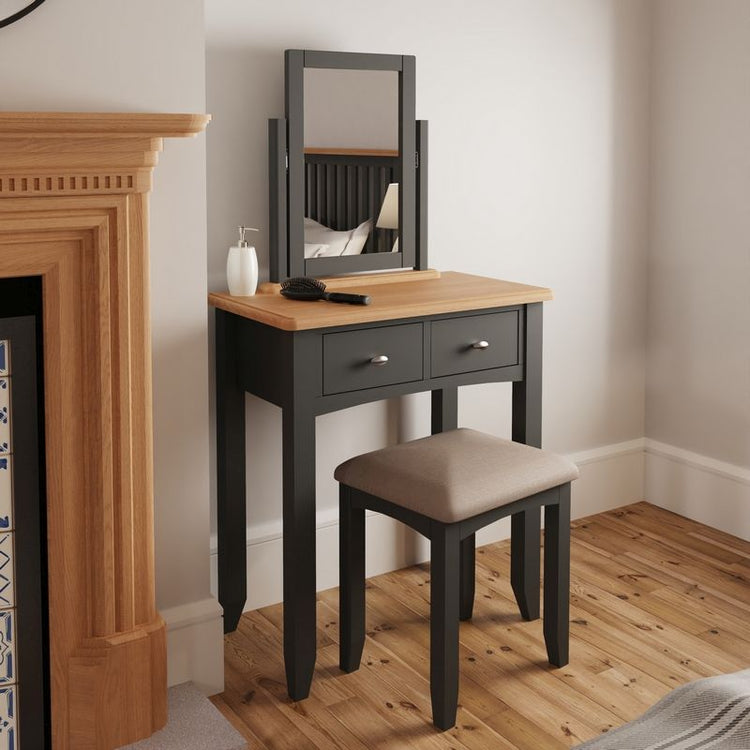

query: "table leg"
left=430, top=387, right=457, bottom=436
left=511, top=302, right=543, bottom=621
left=215, top=310, right=248, bottom=634
left=431, top=387, right=475, bottom=620
left=282, top=405, right=317, bottom=701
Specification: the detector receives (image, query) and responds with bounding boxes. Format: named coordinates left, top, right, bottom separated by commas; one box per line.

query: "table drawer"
left=323, top=323, right=424, bottom=395
left=430, top=311, right=519, bottom=378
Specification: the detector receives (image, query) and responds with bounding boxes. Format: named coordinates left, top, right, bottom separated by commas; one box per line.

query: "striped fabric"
left=575, top=670, right=750, bottom=749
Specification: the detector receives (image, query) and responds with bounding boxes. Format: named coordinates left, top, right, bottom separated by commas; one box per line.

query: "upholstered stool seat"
left=334, top=428, right=579, bottom=730
left=335, top=428, right=578, bottom=524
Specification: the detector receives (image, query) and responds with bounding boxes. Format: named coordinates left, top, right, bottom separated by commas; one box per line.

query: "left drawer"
left=323, top=323, right=424, bottom=395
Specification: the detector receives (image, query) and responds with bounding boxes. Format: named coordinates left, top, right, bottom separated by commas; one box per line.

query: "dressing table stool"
left=334, top=428, right=579, bottom=730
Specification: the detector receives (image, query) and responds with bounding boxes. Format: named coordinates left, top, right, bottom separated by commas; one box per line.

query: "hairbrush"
left=279, top=277, right=370, bottom=305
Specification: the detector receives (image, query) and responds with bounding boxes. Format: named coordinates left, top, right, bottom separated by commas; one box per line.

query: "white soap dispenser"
left=226, top=225, right=259, bottom=296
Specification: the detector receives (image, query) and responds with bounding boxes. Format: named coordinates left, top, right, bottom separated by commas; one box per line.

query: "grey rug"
left=575, top=670, right=750, bottom=749
left=118, top=682, right=246, bottom=750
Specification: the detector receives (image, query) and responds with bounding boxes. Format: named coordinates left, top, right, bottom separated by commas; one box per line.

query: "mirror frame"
left=270, top=49, right=424, bottom=281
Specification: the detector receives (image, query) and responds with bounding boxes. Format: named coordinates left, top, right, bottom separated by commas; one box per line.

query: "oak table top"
left=208, top=270, right=553, bottom=332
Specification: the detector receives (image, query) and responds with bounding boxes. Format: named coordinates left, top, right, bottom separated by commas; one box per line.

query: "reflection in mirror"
left=303, top=68, right=400, bottom=257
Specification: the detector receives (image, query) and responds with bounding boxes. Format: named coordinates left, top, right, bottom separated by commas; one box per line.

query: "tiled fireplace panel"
left=0, top=337, right=18, bottom=748
left=0, top=296, right=47, bottom=749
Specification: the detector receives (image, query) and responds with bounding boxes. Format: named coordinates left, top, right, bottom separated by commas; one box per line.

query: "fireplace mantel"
left=0, top=112, right=209, bottom=749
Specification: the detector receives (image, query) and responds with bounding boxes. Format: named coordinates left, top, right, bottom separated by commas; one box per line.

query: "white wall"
left=205, top=0, right=651, bottom=608
left=0, top=0, right=223, bottom=692
left=645, top=0, right=750, bottom=538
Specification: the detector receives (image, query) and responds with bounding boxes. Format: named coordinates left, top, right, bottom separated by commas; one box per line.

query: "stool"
left=334, top=428, right=579, bottom=730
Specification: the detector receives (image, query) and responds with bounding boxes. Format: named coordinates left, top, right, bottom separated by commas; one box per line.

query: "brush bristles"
left=280, top=276, right=326, bottom=293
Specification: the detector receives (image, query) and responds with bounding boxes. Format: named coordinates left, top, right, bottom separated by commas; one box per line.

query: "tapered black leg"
left=510, top=509, right=541, bottom=621
left=282, top=405, right=317, bottom=701
left=511, top=302, right=543, bottom=621
left=459, top=533, right=475, bottom=621
left=430, top=387, right=457, bottom=435
left=431, top=387, right=476, bottom=621
left=215, top=310, right=247, bottom=634
left=430, top=523, right=461, bottom=731
left=544, top=485, right=571, bottom=667
left=339, top=486, right=366, bottom=673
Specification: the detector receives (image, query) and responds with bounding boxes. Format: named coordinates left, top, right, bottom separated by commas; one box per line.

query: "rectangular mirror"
left=303, top=68, right=399, bottom=257
left=270, top=49, right=422, bottom=281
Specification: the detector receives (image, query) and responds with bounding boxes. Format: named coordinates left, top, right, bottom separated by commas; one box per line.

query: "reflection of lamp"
left=376, top=182, right=399, bottom=252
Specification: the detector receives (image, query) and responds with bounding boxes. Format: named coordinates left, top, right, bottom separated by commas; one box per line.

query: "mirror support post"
left=269, top=118, right=288, bottom=282
left=399, top=55, right=416, bottom=268
left=285, top=50, right=305, bottom=278
left=416, top=120, right=428, bottom=270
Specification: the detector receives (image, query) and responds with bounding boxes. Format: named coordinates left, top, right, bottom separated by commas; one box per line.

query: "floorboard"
left=212, top=502, right=750, bottom=749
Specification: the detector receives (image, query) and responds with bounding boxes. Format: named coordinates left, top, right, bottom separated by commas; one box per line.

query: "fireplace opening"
left=0, top=276, right=49, bottom=749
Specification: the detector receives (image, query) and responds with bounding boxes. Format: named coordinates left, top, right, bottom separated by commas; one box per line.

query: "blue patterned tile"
left=0, top=379, right=8, bottom=457
left=0, top=342, right=7, bottom=377
left=0, top=686, right=16, bottom=750
left=0, top=613, right=12, bottom=686
left=0, top=461, right=9, bottom=533
left=0, top=537, right=12, bottom=611
left=0, top=613, right=13, bottom=686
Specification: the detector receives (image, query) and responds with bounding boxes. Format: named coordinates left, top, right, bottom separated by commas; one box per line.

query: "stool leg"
left=430, top=523, right=461, bottom=730
left=543, top=484, right=571, bottom=667
left=511, top=508, right=541, bottom=621
left=459, top=534, right=475, bottom=621
left=339, top=485, right=366, bottom=673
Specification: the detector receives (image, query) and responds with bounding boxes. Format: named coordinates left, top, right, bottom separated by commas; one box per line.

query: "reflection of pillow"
left=341, top=219, right=372, bottom=256
left=304, top=243, right=330, bottom=258
left=303, top=217, right=353, bottom=256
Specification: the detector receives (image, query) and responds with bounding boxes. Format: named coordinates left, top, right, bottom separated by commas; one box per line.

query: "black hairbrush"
left=280, top=277, right=370, bottom=305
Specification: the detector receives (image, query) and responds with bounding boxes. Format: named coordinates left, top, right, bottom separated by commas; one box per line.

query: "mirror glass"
left=302, top=68, right=400, bottom=257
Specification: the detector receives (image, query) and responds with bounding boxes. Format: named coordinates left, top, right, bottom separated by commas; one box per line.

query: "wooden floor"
left=212, top=502, right=750, bottom=749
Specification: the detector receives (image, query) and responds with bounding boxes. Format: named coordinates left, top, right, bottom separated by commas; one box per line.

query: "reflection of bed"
left=304, top=148, right=398, bottom=254
left=303, top=217, right=372, bottom=258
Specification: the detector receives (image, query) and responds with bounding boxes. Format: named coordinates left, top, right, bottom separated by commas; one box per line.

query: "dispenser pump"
left=227, top=225, right=260, bottom=296
left=238, top=225, right=259, bottom=247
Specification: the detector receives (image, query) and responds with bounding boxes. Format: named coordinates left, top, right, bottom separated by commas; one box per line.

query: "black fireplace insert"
left=0, top=276, right=49, bottom=748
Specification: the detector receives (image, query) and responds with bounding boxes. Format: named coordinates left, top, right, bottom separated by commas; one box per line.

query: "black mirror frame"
left=269, top=49, right=428, bottom=282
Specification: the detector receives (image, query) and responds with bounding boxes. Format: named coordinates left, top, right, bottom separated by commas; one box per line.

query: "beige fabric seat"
left=334, top=428, right=579, bottom=524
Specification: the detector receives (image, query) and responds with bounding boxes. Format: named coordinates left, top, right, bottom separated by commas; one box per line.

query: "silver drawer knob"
left=370, top=355, right=389, bottom=366
left=472, top=340, right=490, bottom=350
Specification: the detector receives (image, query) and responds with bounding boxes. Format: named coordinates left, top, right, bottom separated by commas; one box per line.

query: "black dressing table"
left=211, top=270, right=552, bottom=700
left=211, top=49, right=553, bottom=701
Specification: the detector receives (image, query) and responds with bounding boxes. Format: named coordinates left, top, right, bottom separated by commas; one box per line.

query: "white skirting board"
left=208, top=438, right=647, bottom=612
left=161, top=597, right=225, bottom=695
left=645, top=439, right=750, bottom=541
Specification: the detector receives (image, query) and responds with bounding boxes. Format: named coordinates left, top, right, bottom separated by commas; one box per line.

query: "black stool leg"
left=340, top=485, right=366, bottom=673
left=511, top=507, right=541, bottom=620
left=543, top=484, right=571, bottom=667
left=430, top=523, right=461, bottom=730
left=459, top=534, right=475, bottom=621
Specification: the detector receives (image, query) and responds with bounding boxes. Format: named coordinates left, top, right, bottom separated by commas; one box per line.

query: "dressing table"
left=210, top=50, right=553, bottom=702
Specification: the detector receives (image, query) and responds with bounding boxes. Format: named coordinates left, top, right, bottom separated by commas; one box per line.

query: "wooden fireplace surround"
left=0, top=112, right=210, bottom=749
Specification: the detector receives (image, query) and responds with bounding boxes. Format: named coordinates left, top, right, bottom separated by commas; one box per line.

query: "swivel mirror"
left=269, top=50, right=428, bottom=281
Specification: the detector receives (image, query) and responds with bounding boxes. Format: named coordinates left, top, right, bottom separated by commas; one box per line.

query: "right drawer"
left=430, top=311, right=520, bottom=378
